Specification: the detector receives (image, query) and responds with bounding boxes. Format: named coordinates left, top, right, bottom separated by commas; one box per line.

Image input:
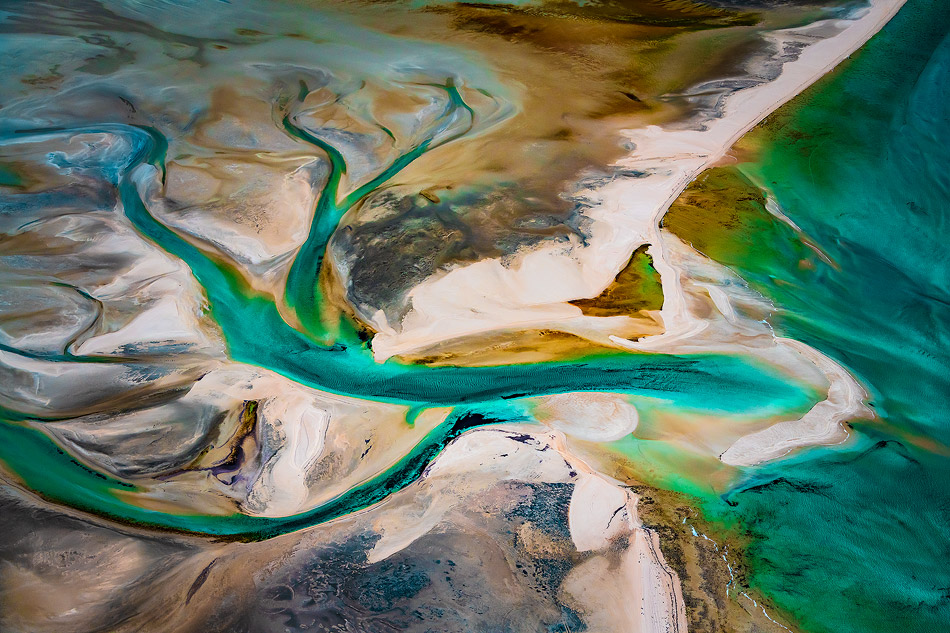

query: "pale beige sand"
left=0, top=426, right=686, bottom=633
left=563, top=470, right=687, bottom=633
left=2, top=5, right=905, bottom=630
left=374, top=0, right=904, bottom=364
left=373, top=0, right=903, bottom=471
left=532, top=392, right=640, bottom=443
left=127, top=365, right=451, bottom=518
left=365, top=425, right=687, bottom=633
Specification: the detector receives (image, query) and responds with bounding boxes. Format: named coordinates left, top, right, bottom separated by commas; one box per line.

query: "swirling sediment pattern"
left=3, top=0, right=943, bottom=631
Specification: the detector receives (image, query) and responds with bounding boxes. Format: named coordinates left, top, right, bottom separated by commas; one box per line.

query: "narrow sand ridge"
left=371, top=0, right=903, bottom=467
left=718, top=338, right=871, bottom=466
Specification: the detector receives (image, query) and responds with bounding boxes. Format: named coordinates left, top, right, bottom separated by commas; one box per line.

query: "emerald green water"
left=696, top=1, right=950, bottom=629
left=0, top=113, right=813, bottom=536
left=0, top=407, right=509, bottom=540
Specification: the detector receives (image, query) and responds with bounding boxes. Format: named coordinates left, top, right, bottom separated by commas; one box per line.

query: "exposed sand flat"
left=364, top=425, right=687, bottom=633
left=159, top=159, right=318, bottom=265
left=0, top=347, right=209, bottom=419
left=563, top=474, right=687, bottom=633
left=372, top=0, right=904, bottom=364
left=533, top=391, right=640, bottom=443
left=141, top=366, right=455, bottom=517
left=366, top=428, right=575, bottom=564
left=619, top=0, right=904, bottom=353
left=370, top=303, right=657, bottom=360
left=0, top=4, right=917, bottom=632
left=568, top=473, right=630, bottom=552
left=378, top=0, right=905, bottom=360
left=242, top=394, right=332, bottom=516
left=0, top=426, right=687, bottom=633
left=75, top=291, right=214, bottom=357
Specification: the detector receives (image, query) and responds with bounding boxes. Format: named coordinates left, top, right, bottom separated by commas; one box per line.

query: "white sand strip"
left=371, top=0, right=905, bottom=363
left=719, top=338, right=872, bottom=466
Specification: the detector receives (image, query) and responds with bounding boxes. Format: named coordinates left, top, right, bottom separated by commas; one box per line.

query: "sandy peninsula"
left=371, top=0, right=904, bottom=469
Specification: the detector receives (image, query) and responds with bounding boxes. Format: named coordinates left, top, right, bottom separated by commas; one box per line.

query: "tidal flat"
left=1, top=0, right=946, bottom=631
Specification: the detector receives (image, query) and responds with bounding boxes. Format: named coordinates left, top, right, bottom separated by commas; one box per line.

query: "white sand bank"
left=374, top=0, right=904, bottom=364
left=719, top=338, right=872, bottom=466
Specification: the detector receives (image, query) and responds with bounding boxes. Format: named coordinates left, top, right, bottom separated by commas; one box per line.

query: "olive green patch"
left=662, top=166, right=811, bottom=273
left=570, top=244, right=664, bottom=316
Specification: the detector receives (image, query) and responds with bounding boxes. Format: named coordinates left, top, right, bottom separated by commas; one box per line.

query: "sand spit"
left=373, top=0, right=903, bottom=466
left=375, top=0, right=904, bottom=361
left=719, top=338, right=872, bottom=466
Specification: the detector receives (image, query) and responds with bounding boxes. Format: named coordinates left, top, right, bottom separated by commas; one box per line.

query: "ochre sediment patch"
left=570, top=244, right=665, bottom=316
left=399, top=329, right=645, bottom=367
left=629, top=482, right=801, bottom=633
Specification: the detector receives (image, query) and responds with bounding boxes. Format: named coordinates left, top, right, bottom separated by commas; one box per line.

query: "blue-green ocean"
left=708, top=0, right=950, bottom=630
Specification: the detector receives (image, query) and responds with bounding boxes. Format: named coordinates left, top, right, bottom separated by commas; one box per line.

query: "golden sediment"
left=570, top=244, right=665, bottom=316
left=399, top=328, right=650, bottom=367
left=630, top=482, right=801, bottom=633
left=329, top=0, right=802, bottom=227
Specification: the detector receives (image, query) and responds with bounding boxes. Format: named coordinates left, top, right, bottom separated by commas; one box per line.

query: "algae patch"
left=570, top=245, right=664, bottom=316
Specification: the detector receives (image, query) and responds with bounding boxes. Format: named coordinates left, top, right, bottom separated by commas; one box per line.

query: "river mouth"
left=0, top=0, right=931, bottom=631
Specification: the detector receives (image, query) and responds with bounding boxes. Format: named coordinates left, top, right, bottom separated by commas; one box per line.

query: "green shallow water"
left=692, top=0, right=950, bottom=629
